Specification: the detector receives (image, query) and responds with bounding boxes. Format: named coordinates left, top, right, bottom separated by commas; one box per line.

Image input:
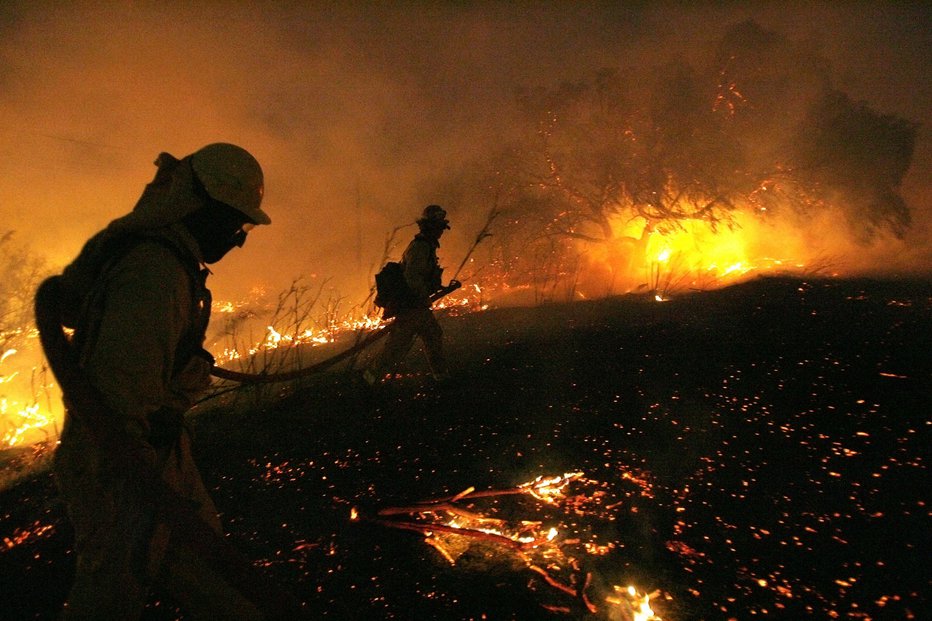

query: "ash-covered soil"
left=1, top=275, right=929, bottom=620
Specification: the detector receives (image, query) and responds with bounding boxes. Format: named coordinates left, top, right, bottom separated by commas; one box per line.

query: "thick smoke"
left=0, top=1, right=928, bottom=307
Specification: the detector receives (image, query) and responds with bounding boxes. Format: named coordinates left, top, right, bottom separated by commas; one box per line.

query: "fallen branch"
left=357, top=472, right=663, bottom=619
left=363, top=516, right=533, bottom=551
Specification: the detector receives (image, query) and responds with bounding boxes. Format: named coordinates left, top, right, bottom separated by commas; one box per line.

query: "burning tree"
left=463, top=20, right=917, bottom=298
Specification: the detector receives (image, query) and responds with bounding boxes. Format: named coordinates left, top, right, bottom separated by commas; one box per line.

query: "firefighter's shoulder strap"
left=35, top=275, right=309, bottom=619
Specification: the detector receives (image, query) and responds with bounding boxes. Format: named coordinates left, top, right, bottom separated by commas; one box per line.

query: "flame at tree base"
left=572, top=207, right=916, bottom=301
left=575, top=213, right=817, bottom=300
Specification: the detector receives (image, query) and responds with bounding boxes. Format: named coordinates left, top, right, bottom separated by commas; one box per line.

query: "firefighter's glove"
left=446, top=280, right=462, bottom=293
left=170, top=349, right=214, bottom=410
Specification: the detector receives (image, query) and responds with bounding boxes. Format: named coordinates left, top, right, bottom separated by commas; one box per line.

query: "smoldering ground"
left=2, top=275, right=929, bottom=619
left=0, top=1, right=929, bottom=307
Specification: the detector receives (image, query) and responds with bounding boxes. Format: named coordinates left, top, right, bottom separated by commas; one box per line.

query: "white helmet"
left=191, top=143, right=270, bottom=225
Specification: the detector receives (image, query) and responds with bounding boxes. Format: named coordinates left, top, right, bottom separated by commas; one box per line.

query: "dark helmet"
left=418, top=204, right=450, bottom=230
left=191, top=143, right=270, bottom=225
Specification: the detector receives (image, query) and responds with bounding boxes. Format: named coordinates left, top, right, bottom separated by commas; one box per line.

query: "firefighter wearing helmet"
left=365, top=204, right=461, bottom=385
left=51, top=143, right=275, bottom=619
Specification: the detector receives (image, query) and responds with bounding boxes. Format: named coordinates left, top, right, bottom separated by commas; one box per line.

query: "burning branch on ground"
left=351, top=471, right=665, bottom=619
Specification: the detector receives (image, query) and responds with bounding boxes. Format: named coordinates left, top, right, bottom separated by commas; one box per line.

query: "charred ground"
left=1, top=275, right=929, bottom=620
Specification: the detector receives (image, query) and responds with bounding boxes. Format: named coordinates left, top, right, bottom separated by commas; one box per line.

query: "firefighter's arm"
left=81, top=243, right=191, bottom=442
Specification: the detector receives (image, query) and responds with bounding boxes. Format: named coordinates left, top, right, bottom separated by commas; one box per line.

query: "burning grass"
left=1, top=275, right=928, bottom=619
left=0, top=207, right=850, bottom=452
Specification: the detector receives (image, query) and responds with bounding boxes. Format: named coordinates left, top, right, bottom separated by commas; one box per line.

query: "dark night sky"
left=1, top=1, right=929, bottom=303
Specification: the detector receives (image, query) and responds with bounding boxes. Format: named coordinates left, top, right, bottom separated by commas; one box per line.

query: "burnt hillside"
left=1, top=275, right=929, bottom=620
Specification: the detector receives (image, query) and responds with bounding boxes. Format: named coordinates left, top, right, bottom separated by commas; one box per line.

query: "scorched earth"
left=1, top=275, right=929, bottom=620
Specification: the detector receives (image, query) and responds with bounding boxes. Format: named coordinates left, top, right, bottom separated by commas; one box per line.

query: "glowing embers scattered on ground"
left=653, top=343, right=927, bottom=618
left=351, top=472, right=666, bottom=618
left=2, top=519, right=55, bottom=550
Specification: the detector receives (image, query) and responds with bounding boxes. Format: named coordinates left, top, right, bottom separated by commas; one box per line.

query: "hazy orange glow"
left=0, top=2, right=928, bottom=454
left=637, top=214, right=809, bottom=293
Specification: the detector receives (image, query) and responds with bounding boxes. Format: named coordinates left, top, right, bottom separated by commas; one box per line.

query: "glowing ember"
left=0, top=348, right=17, bottom=364
left=519, top=471, right=584, bottom=503
left=2, top=520, right=55, bottom=550
left=605, top=585, right=662, bottom=621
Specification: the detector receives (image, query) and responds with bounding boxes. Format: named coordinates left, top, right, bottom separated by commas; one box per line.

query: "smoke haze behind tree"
left=0, top=1, right=928, bottom=306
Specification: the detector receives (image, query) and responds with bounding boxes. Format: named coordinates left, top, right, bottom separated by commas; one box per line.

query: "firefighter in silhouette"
left=51, top=143, right=273, bottom=619
left=366, top=205, right=460, bottom=384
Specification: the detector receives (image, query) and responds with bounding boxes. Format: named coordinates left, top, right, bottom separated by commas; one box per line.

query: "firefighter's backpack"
left=374, top=261, right=410, bottom=310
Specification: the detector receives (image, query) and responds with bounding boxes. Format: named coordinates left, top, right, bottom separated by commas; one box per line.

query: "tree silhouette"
left=473, top=19, right=917, bottom=291
left=786, top=91, right=917, bottom=240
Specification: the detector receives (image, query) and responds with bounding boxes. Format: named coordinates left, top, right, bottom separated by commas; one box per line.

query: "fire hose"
left=212, top=208, right=496, bottom=385
left=34, top=276, right=310, bottom=620
left=211, top=209, right=496, bottom=385
left=210, top=324, right=389, bottom=383
left=209, top=284, right=460, bottom=385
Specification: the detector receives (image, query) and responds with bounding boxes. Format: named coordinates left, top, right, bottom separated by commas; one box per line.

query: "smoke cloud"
left=1, top=1, right=929, bottom=305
